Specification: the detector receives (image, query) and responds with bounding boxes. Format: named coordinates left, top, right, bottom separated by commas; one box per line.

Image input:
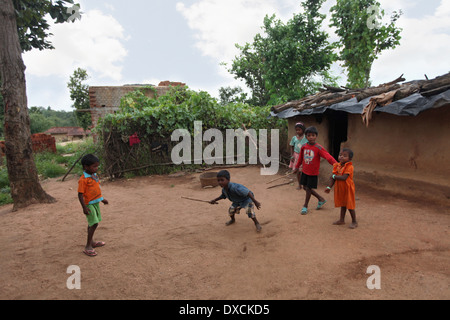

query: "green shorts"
left=86, top=202, right=102, bottom=227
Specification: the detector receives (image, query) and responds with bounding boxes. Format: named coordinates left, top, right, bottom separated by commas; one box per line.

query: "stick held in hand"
left=181, top=196, right=212, bottom=204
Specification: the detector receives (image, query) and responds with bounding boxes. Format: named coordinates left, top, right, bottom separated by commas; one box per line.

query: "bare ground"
left=0, top=166, right=448, bottom=300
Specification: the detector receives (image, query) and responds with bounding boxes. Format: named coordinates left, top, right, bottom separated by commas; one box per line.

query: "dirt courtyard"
left=0, top=166, right=448, bottom=300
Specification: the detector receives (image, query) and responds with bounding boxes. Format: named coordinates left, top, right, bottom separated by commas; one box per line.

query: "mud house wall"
left=345, top=105, right=450, bottom=177
left=287, top=115, right=330, bottom=151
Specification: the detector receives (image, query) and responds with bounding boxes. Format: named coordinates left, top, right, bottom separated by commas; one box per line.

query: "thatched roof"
left=271, top=72, right=450, bottom=126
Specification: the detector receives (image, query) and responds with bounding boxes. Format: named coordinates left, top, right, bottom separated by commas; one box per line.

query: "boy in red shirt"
left=293, top=127, right=337, bottom=214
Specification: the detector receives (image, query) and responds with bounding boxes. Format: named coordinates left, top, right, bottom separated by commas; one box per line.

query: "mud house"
left=271, top=73, right=450, bottom=205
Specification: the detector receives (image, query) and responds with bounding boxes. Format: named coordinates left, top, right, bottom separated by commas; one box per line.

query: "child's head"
left=295, top=122, right=306, bottom=136
left=338, top=148, right=354, bottom=164
left=217, top=170, right=231, bottom=188
left=81, top=154, right=100, bottom=174
left=305, top=126, right=318, bottom=144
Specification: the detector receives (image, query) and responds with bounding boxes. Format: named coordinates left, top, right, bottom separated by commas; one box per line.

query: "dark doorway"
left=326, top=110, right=348, bottom=160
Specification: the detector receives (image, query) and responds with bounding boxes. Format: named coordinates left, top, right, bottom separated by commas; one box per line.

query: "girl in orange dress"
left=325, top=148, right=357, bottom=229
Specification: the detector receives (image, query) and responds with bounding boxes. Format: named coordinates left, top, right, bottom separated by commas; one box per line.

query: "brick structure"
left=89, top=81, right=186, bottom=129
left=31, top=134, right=57, bottom=153
left=0, top=134, right=56, bottom=159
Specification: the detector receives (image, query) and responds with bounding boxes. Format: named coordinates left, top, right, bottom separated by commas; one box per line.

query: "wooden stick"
left=266, top=171, right=292, bottom=184
left=203, top=163, right=249, bottom=171
left=267, top=179, right=293, bottom=189
left=181, top=196, right=211, bottom=204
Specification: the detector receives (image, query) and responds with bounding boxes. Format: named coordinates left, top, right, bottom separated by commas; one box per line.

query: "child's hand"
left=83, top=207, right=91, bottom=216
left=254, top=200, right=261, bottom=210
left=209, top=200, right=218, bottom=205
left=102, top=199, right=109, bottom=205
left=292, top=168, right=298, bottom=174
left=324, top=188, right=331, bottom=194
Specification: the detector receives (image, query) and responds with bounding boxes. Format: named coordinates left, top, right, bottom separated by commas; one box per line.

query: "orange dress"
left=333, top=162, right=356, bottom=210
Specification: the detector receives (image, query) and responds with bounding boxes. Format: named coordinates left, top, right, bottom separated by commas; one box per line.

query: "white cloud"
left=23, top=9, right=128, bottom=83
left=176, top=0, right=297, bottom=63
left=371, top=0, right=450, bottom=84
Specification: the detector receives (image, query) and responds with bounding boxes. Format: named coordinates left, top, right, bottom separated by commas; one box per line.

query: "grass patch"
left=0, top=138, right=98, bottom=206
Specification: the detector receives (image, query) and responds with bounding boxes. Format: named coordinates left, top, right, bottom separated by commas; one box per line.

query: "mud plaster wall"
left=345, top=106, right=450, bottom=177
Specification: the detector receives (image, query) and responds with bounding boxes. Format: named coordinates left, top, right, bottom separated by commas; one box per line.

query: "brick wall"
left=0, top=134, right=56, bottom=158
left=31, top=134, right=57, bottom=153
left=89, top=81, right=186, bottom=129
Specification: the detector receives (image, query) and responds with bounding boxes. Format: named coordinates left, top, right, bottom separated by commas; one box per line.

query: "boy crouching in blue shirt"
left=209, top=170, right=262, bottom=232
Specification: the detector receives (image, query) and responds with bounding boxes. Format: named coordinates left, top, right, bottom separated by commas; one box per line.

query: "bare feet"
left=333, top=220, right=345, bottom=225
left=226, top=218, right=235, bottom=226
left=349, top=222, right=358, bottom=229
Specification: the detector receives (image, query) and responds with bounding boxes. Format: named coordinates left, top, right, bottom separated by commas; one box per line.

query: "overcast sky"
left=22, top=0, right=450, bottom=111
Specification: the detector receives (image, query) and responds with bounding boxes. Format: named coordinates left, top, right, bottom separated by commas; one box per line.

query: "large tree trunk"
left=0, top=0, right=55, bottom=211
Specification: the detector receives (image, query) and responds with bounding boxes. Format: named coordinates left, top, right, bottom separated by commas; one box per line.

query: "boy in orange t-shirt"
left=325, top=148, right=357, bottom=229
left=78, top=154, right=109, bottom=257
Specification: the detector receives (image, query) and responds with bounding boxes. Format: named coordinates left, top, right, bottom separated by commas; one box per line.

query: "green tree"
left=29, top=106, right=77, bottom=134
left=218, top=86, right=248, bottom=106
left=0, top=0, right=80, bottom=210
left=29, top=107, right=55, bottom=134
left=68, top=68, right=92, bottom=130
left=15, top=0, right=79, bottom=52
left=227, top=0, right=336, bottom=106
left=330, top=0, right=402, bottom=88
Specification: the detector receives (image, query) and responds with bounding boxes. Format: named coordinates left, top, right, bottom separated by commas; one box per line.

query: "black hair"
left=341, top=148, right=354, bottom=160
left=217, top=170, right=231, bottom=181
left=295, top=122, right=306, bottom=132
left=305, top=126, right=318, bottom=135
left=81, top=154, right=100, bottom=167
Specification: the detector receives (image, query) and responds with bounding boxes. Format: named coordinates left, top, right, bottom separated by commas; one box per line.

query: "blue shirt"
left=290, top=135, right=308, bottom=153
left=220, top=182, right=253, bottom=207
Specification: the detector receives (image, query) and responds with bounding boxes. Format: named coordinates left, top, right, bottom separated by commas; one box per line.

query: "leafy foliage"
left=28, top=106, right=77, bottom=134
left=226, top=0, right=336, bottom=106
left=67, top=68, right=92, bottom=130
left=98, top=86, right=286, bottom=137
left=13, top=0, right=78, bottom=52
left=330, top=0, right=402, bottom=88
left=218, top=86, right=248, bottom=106
left=96, top=86, right=287, bottom=177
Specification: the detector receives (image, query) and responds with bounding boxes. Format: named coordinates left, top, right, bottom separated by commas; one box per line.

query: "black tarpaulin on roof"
left=271, top=89, right=450, bottom=119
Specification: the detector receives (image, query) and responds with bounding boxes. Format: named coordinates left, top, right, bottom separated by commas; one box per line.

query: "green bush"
left=96, top=86, right=287, bottom=177
left=98, top=86, right=287, bottom=137
left=0, top=170, right=12, bottom=206
left=0, top=192, right=13, bottom=206
left=0, top=169, right=9, bottom=189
